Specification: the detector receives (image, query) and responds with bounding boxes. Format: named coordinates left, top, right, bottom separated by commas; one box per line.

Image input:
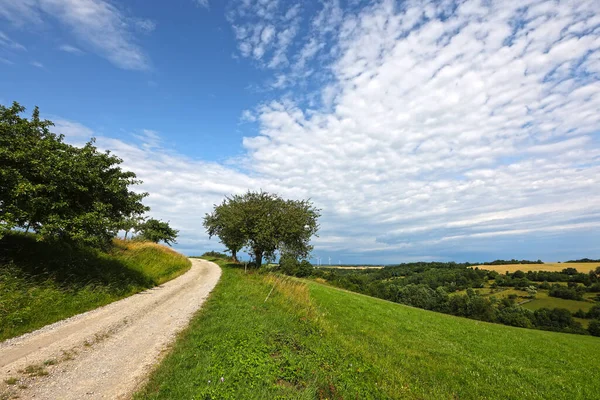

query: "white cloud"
left=227, top=0, right=302, bottom=68
left=0, top=0, right=151, bottom=70
left=30, top=61, right=44, bottom=68
left=59, top=44, right=83, bottom=54
left=194, top=0, right=210, bottom=9
left=0, top=31, right=26, bottom=51
left=133, top=18, right=156, bottom=34
left=54, top=0, right=600, bottom=261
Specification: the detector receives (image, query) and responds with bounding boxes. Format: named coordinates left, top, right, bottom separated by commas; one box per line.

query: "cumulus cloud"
left=227, top=0, right=302, bottom=68
left=56, top=0, right=600, bottom=261
left=0, top=0, right=151, bottom=70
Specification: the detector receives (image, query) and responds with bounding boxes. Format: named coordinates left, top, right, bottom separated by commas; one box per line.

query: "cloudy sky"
left=1, top=0, right=599, bottom=263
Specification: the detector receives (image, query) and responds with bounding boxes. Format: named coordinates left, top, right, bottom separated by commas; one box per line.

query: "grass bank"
left=136, top=258, right=600, bottom=399
left=0, top=233, right=191, bottom=342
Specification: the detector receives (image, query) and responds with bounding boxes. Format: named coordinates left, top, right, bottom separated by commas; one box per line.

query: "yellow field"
left=476, top=262, right=600, bottom=273
left=319, top=265, right=385, bottom=270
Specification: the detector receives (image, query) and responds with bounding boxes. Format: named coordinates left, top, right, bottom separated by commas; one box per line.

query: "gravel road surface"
left=0, top=258, right=221, bottom=399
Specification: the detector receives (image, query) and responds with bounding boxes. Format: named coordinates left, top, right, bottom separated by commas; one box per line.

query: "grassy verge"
left=136, top=258, right=600, bottom=399
left=0, top=233, right=191, bottom=342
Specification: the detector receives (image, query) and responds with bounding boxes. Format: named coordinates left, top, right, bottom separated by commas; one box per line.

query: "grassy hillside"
left=137, top=258, right=600, bottom=400
left=477, top=262, right=599, bottom=273
left=0, top=233, right=191, bottom=341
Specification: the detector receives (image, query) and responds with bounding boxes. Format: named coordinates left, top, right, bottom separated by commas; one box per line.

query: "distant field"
left=521, top=291, right=595, bottom=313
left=476, top=262, right=600, bottom=273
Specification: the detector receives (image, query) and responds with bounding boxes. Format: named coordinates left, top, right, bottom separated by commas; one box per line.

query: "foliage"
left=203, top=198, right=246, bottom=261
left=565, top=258, right=600, bottom=263
left=482, top=259, right=543, bottom=265
left=313, top=262, right=596, bottom=335
left=279, top=253, right=314, bottom=277
left=137, top=218, right=178, bottom=246
left=203, top=191, right=320, bottom=267
left=589, top=320, right=600, bottom=337
left=136, top=259, right=600, bottom=400
left=548, top=284, right=585, bottom=301
left=201, top=251, right=231, bottom=259
left=0, top=232, right=190, bottom=341
left=0, top=102, right=148, bottom=247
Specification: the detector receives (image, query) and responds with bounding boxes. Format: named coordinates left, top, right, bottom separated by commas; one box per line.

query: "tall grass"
left=0, top=233, right=191, bottom=342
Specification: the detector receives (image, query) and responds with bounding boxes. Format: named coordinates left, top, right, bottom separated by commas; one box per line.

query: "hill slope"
left=137, top=259, right=599, bottom=400
left=0, top=233, right=191, bottom=341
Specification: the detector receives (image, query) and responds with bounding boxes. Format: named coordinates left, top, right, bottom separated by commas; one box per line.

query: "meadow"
left=136, top=257, right=600, bottom=399
left=0, top=233, right=191, bottom=341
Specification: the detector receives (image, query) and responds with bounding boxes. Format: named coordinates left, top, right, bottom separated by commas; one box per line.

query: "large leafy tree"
left=203, top=191, right=320, bottom=268
left=137, top=218, right=179, bottom=246
left=0, top=101, right=148, bottom=246
left=202, top=198, right=246, bottom=262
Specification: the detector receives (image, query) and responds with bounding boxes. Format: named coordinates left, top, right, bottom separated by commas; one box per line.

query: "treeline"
left=0, top=102, right=177, bottom=247
left=494, top=268, right=600, bottom=299
left=308, top=262, right=600, bottom=336
left=566, top=258, right=600, bottom=263
left=482, top=259, right=543, bottom=265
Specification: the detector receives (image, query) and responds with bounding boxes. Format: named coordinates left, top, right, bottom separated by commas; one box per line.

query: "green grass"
left=136, top=258, right=600, bottom=400
left=521, top=291, right=595, bottom=313
left=0, top=233, right=191, bottom=342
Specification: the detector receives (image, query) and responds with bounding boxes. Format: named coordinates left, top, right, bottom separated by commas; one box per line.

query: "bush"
left=296, top=260, right=314, bottom=278
left=280, top=255, right=314, bottom=278
left=589, top=320, right=600, bottom=337
left=202, top=251, right=231, bottom=259
left=587, top=305, right=600, bottom=320
left=549, top=284, right=584, bottom=301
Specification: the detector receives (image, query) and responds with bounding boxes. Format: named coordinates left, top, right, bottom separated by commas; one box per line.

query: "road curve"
left=0, top=258, right=221, bottom=400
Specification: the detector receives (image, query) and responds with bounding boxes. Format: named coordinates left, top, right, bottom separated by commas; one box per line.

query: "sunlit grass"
left=137, top=257, right=600, bottom=400
left=0, top=233, right=191, bottom=342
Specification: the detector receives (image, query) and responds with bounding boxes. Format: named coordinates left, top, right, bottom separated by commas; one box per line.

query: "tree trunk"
left=255, top=250, right=263, bottom=269
left=231, top=249, right=238, bottom=263
left=124, top=230, right=129, bottom=240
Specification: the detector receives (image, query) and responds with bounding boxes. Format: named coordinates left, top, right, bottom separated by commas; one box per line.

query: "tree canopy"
left=203, top=191, right=320, bottom=267
left=1, top=101, right=149, bottom=246
left=137, top=218, right=179, bottom=246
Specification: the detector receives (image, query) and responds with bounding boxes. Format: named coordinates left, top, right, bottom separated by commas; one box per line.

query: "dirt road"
left=0, top=258, right=221, bottom=399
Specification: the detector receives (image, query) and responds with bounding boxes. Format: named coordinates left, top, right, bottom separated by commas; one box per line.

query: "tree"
left=203, top=198, right=246, bottom=262
left=589, top=320, right=600, bottom=337
left=526, top=285, right=537, bottom=299
left=137, top=218, right=178, bottom=245
left=0, top=102, right=148, bottom=246
left=120, top=213, right=145, bottom=240
left=204, top=191, right=320, bottom=268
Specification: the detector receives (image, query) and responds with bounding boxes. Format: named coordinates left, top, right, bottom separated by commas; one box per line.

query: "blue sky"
left=1, top=0, right=599, bottom=263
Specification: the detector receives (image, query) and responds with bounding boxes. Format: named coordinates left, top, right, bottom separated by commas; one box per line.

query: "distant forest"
left=307, top=261, right=600, bottom=337
left=481, top=259, right=543, bottom=265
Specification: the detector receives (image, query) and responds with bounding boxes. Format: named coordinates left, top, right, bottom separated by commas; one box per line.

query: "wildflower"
left=220, top=377, right=224, bottom=383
